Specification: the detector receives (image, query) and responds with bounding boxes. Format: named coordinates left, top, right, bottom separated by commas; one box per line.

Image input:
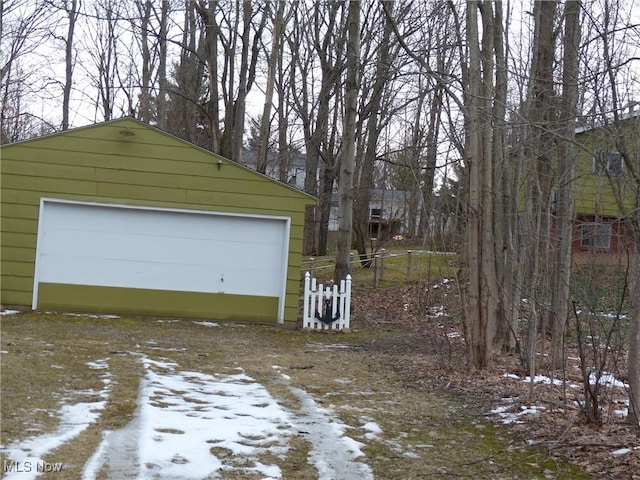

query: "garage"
left=33, top=199, right=290, bottom=320
left=0, top=117, right=316, bottom=323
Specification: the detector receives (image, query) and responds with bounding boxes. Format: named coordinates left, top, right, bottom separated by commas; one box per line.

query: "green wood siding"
left=574, top=120, right=638, bottom=218
left=0, top=118, right=316, bottom=323
left=37, top=283, right=280, bottom=323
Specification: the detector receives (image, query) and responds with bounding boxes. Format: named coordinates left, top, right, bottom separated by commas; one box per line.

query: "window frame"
left=593, top=151, right=623, bottom=176
left=580, top=222, right=612, bottom=249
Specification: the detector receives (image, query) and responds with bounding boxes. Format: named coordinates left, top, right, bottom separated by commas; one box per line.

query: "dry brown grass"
left=1, top=311, right=592, bottom=479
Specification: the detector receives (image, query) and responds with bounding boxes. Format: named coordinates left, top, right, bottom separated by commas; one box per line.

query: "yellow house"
left=572, top=108, right=638, bottom=260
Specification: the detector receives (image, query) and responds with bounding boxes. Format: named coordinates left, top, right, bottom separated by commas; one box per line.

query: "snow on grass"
left=4, top=351, right=377, bottom=479
left=611, top=448, right=631, bottom=456
left=82, top=356, right=375, bottom=479
left=192, top=321, right=219, bottom=327
left=589, top=372, right=628, bottom=388
left=64, top=313, right=121, bottom=319
left=85, top=356, right=293, bottom=479
left=1, top=360, right=111, bottom=480
left=491, top=371, right=631, bottom=427
left=426, top=306, right=446, bottom=317
left=288, top=386, right=374, bottom=480
left=487, top=404, right=547, bottom=425
left=523, top=375, right=565, bottom=386
left=360, top=418, right=383, bottom=440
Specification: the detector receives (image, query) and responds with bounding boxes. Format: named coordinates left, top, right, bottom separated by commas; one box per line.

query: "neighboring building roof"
left=575, top=102, right=640, bottom=134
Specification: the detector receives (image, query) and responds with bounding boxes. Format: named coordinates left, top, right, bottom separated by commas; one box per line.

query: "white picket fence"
left=302, top=272, right=352, bottom=331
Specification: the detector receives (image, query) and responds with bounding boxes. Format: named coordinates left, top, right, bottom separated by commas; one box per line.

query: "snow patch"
left=1, top=359, right=111, bottom=480
left=193, top=321, right=219, bottom=328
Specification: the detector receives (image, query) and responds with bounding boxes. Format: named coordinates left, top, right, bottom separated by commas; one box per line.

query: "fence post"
left=406, top=250, right=412, bottom=280
left=373, top=254, right=380, bottom=288
left=349, top=253, right=354, bottom=274
left=303, top=272, right=311, bottom=328
left=331, top=284, right=339, bottom=330
left=309, top=257, right=315, bottom=278
left=344, top=274, right=352, bottom=330
left=379, top=248, right=386, bottom=281
left=311, top=276, right=318, bottom=329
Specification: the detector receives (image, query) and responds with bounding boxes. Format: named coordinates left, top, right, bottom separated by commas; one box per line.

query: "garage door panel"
left=35, top=200, right=288, bottom=305
left=39, top=255, right=212, bottom=292
left=45, top=203, right=285, bottom=245
left=42, top=228, right=283, bottom=274
left=43, top=227, right=224, bottom=265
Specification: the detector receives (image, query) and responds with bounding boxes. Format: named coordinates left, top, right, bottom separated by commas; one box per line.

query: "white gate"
left=302, top=272, right=352, bottom=331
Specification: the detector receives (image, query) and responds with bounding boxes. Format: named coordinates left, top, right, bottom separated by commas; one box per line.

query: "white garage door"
left=33, top=199, right=290, bottom=318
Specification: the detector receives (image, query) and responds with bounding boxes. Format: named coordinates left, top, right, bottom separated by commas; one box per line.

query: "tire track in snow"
left=83, top=356, right=374, bottom=479
left=287, top=385, right=374, bottom=480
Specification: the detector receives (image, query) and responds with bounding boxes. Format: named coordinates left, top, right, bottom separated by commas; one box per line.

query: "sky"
left=9, top=0, right=638, bottom=138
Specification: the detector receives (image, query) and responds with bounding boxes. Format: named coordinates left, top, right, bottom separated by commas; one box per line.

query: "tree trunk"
left=62, top=0, right=78, bottom=130
left=316, top=164, right=335, bottom=257
left=628, top=246, right=640, bottom=425
left=353, top=1, right=393, bottom=268
left=491, top=0, right=513, bottom=354
left=417, top=84, right=443, bottom=245
left=335, top=0, right=359, bottom=283
left=277, top=43, right=289, bottom=183
left=464, top=0, right=502, bottom=369
left=138, top=1, right=152, bottom=123
left=257, top=1, right=286, bottom=174
left=206, top=3, right=221, bottom=153
left=522, top=0, right=558, bottom=374
left=177, top=1, right=204, bottom=144
left=157, top=0, right=169, bottom=130
left=551, top=0, right=581, bottom=375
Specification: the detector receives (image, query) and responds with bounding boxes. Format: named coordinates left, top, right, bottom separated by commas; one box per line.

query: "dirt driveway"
left=0, top=308, right=594, bottom=480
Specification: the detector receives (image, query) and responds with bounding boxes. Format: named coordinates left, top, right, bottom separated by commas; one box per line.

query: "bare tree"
left=335, top=0, right=360, bottom=282
left=170, top=1, right=205, bottom=145
left=1, top=0, right=52, bottom=142
left=193, top=0, right=220, bottom=150
left=289, top=1, right=348, bottom=255
left=137, top=0, right=153, bottom=123
left=522, top=0, right=559, bottom=378
left=62, top=0, right=79, bottom=129
left=156, top=0, right=169, bottom=129
left=276, top=24, right=292, bottom=183
left=550, top=0, right=582, bottom=378
left=82, top=0, right=120, bottom=121
left=352, top=1, right=396, bottom=266
left=462, top=0, right=506, bottom=369
left=256, top=1, right=287, bottom=174
left=587, top=0, right=640, bottom=426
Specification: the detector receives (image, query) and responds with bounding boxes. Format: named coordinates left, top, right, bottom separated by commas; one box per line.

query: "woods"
left=2, top=0, right=639, bottom=431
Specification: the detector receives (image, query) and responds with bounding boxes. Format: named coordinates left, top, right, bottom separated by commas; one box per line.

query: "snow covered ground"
left=487, top=371, right=631, bottom=426
left=1, top=350, right=376, bottom=480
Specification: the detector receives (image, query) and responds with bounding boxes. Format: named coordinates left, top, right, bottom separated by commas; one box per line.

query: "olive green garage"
left=1, top=118, right=316, bottom=324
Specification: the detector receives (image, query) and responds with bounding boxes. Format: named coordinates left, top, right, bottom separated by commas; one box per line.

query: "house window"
left=370, top=208, right=382, bottom=218
left=593, top=151, right=623, bottom=176
left=580, top=223, right=611, bottom=249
